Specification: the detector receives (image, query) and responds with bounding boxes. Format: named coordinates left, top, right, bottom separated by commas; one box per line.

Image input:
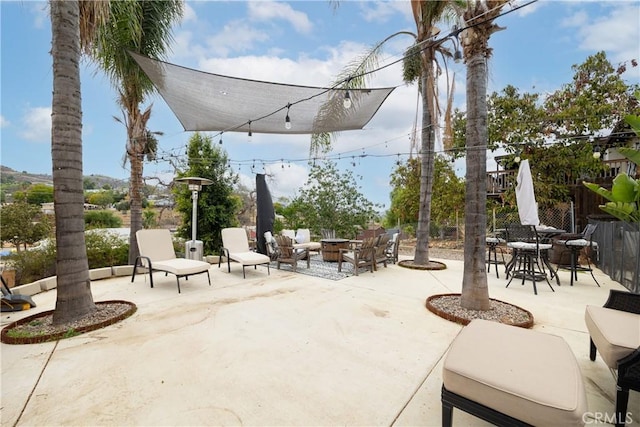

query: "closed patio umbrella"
left=256, top=174, right=275, bottom=255
left=516, top=159, right=540, bottom=226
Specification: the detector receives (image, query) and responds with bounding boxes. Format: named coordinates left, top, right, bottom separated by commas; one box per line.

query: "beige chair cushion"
left=227, top=251, right=270, bottom=266
left=443, top=319, right=587, bottom=426
left=585, top=305, right=640, bottom=368
left=294, top=242, right=321, bottom=251
left=153, top=259, right=211, bottom=275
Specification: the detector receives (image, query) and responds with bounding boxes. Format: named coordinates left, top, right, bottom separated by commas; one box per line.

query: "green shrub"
left=85, top=210, right=122, bottom=229
left=84, top=231, right=129, bottom=269
left=7, top=245, right=56, bottom=286
left=7, top=232, right=129, bottom=285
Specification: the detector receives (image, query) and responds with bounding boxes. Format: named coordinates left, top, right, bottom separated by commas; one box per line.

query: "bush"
left=85, top=210, right=122, bottom=229
left=84, top=231, right=129, bottom=269
left=7, top=232, right=129, bottom=285
left=6, top=246, right=56, bottom=286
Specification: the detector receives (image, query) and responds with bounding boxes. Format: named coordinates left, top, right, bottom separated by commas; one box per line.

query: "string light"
left=285, top=104, right=292, bottom=130
left=343, top=90, right=352, bottom=109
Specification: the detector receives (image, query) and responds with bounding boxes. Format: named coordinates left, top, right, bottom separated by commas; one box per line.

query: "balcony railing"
left=486, top=159, right=637, bottom=196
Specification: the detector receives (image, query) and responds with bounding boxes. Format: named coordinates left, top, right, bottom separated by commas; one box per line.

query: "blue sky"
left=1, top=1, right=639, bottom=210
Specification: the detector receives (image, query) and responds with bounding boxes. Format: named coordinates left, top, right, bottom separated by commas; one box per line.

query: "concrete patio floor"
left=2, top=255, right=638, bottom=426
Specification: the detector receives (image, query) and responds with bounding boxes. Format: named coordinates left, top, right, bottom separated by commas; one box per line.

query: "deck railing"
left=485, top=159, right=637, bottom=195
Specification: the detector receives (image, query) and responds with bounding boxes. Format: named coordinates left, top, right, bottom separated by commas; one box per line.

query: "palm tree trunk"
left=128, top=149, right=144, bottom=265
left=413, top=67, right=435, bottom=265
left=460, top=53, right=490, bottom=310
left=50, top=0, right=95, bottom=324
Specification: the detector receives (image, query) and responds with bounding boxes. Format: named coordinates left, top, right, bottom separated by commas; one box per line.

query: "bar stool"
left=486, top=236, right=506, bottom=278
left=505, top=224, right=555, bottom=295
left=555, top=223, right=600, bottom=287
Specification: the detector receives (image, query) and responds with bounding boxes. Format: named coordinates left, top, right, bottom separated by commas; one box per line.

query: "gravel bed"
left=428, top=295, right=533, bottom=326
left=8, top=302, right=132, bottom=337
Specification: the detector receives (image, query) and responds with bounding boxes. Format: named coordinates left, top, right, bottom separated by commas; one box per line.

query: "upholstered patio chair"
left=585, top=289, right=640, bottom=427
left=385, top=232, right=400, bottom=264
left=274, top=235, right=309, bottom=272
left=131, top=228, right=211, bottom=293
left=219, top=227, right=270, bottom=278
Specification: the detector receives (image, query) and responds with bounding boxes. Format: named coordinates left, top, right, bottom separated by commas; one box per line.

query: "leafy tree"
left=91, top=0, right=183, bottom=265
left=0, top=202, right=52, bottom=250
left=85, top=210, right=123, bottom=229
left=25, top=184, right=54, bottom=205
left=49, top=0, right=109, bottom=324
left=544, top=52, right=639, bottom=140
left=387, top=156, right=465, bottom=231
left=284, top=160, right=379, bottom=239
left=86, top=190, right=114, bottom=208
left=142, top=208, right=158, bottom=229
left=174, top=133, right=239, bottom=254
left=83, top=178, right=97, bottom=190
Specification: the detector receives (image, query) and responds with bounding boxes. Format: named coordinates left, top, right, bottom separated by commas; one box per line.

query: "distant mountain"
left=1, top=165, right=128, bottom=190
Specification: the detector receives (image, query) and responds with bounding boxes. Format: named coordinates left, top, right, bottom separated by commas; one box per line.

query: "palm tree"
left=50, top=0, right=109, bottom=324
left=91, top=0, right=183, bottom=265
left=406, top=1, right=458, bottom=266
left=316, top=1, right=456, bottom=267
left=457, top=0, right=509, bottom=310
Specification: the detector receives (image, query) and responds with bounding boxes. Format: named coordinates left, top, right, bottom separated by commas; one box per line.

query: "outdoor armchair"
left=219, top=228, right=270, bottom=278
left=338, top=236, right=376, bottom=276
left=385, top=232, right=400, bottom=264
left=131, top=229, right=211, bottom=293
left=585, top=289, right=640, bottom=427
left=373, top=233, right=391, bottom=270
left=274, top=235, right=309, bottom=272
left=555, top=223, right=600, bottom=287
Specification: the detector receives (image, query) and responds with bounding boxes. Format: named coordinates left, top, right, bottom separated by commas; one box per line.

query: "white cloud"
left=29, top=2, right=48, bottom=29
left=204, top=21, right=271, bottom=57
left=19, top=107, right=51, bottom=142
left=576, top=4, right=640, bottom=67
left=359, top=2, right=412, bottom=24
left=182, top=3, right=197, bottom=24
left=561, top=10, right=589, bottom=28
left=0, top=115, right=9, bottom=128
left=247, top=1, right=313, bottom=34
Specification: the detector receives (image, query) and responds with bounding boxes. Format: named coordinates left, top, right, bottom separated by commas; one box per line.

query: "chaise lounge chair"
left=131, top=229, right=211, bottom=293
left=219, top=228, right=270, bottom=278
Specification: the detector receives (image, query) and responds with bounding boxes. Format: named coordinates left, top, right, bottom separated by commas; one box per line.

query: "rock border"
left=425, top=293, right=534, bottom=329
left=1, top=300, right=137, bottom=345
left=398, top=259, right=447, bottom=270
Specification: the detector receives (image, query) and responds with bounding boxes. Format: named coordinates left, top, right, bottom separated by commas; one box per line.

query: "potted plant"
left=583, top=93, right=640, bottom=290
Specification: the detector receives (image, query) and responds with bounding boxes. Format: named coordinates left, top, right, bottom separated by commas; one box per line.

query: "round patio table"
left=321, top=238, right=350, bottom=262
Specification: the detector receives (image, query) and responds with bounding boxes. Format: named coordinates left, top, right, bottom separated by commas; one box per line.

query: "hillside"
left=1, top=165, right=128, bottom=190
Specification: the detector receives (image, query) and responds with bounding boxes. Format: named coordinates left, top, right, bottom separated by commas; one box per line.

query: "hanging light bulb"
left=248, top=121, right=252, bottom=138
left=285, top=104, right=292, bottom=129
left=514, top=154, right=521, bottom=164
left=343, top=90, right=352, bottom=109
left=454, top=49, right=462, bottom=63
left=592, top=145, right=601, bottom=159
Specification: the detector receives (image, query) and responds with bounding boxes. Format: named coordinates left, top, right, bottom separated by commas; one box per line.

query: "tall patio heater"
left=174, top=177, right=213, bottom=261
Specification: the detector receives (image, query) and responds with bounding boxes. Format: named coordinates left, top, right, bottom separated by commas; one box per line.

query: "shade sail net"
left=130, top=52, right=395, bottom=134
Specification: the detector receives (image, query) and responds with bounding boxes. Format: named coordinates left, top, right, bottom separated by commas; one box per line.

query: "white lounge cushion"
left=227, top=251, right=270, bottom=266
left=585, top=305, right=640, bottom=368
left=443, top=319, right=587, bottom=426
left=153, top=258, right=211, bottom=275
left=293, top=242, right=321, bottom=251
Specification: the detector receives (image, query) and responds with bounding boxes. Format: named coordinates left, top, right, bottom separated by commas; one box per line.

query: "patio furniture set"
left=486, top=223, right=600, bottom=295
left=130, top=227, right=637, bottom=426
left=443, top=289, right=640, bottom=427
left=265, top=229, right=400, bottom=277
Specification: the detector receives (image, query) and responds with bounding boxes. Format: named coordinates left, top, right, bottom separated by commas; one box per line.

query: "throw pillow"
left=295, top=232, right=305, bottom=244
